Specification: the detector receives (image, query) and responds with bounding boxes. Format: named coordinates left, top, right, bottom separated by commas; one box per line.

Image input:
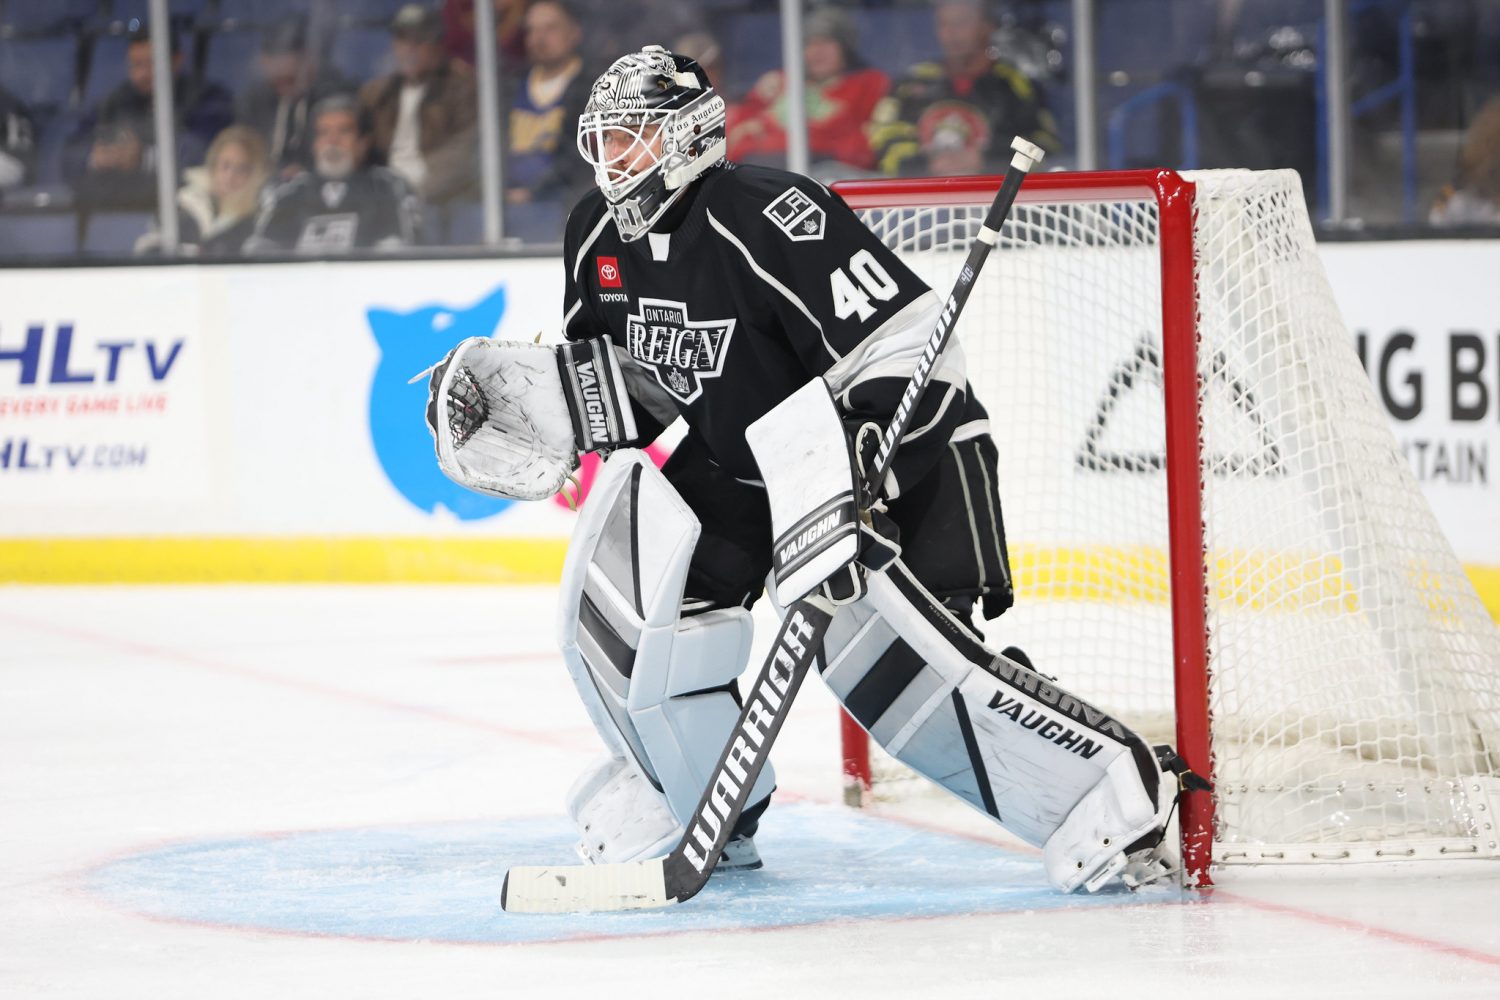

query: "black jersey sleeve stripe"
left=969, top=436, right=1013, bottom=597
left=704, top=209, right=842, bottom=363
left=564, top=204, right=613, bottom=341
left=948, top=439, right=990, bottom=593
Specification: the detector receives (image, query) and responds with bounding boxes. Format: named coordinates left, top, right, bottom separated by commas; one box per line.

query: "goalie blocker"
left=422, top=335, right=638, bottom=501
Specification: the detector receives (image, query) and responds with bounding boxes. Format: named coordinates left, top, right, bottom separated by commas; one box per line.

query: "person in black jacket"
left=65, top=23, right=234, bottom=209
left=871, top=0, right=1058, bottom=177
left=246, top=94, right=419, bottom=253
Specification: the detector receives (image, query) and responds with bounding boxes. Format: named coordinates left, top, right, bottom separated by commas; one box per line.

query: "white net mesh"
left=849, top=170, right=1500, bottom=867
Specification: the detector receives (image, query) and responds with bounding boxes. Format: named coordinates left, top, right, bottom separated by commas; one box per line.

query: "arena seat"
left=203, top=24, right=266, bottom=97
left=854, top=8, right=938, bottom=84
left=447, top=200, right=485, bottom=246
left=81, top=209, right=154, bottom=254
left=329, top=24, right=393, bottom=83
left=30, top=111, right=81, bottom=187
left=0, top=0, right=99, bottom=34
left=0, top=211, right=79, bottom=257
left=0, top=34, right=79, bottom=111
left=210, top=0, right=309, bottom=27
left=502, top=199, right=563, bottom=244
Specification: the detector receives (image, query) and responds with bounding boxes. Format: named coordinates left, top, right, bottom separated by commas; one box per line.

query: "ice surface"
left=3, top=585, right=1498, bottom=999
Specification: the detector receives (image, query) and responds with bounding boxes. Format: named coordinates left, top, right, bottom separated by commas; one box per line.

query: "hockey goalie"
left=425, top=44, right=1202, bottom=899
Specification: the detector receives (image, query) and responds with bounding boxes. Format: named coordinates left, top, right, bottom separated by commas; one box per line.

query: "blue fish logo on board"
left=367, top=286, right=512, bottom=520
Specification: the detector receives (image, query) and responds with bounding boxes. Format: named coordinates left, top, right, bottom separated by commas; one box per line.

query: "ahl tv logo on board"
left=367, top=285, right=513, bottom=520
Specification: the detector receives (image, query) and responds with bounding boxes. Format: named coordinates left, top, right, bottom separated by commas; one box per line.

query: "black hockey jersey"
left=562, top=163, right=979, bottom=494
left=247, top=166, right=419, bottom=254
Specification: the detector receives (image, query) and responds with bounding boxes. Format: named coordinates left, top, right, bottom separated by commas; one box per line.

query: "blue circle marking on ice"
left=85, top=803, right=1185, bottom=943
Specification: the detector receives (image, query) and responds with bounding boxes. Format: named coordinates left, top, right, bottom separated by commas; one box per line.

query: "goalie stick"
left=501, top=137, right=1047, bottom=913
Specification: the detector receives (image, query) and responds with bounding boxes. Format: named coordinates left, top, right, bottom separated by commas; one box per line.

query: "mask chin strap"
left=661, top=137, right=725, bottom=189
left=615, top=184, right=689, bottom=241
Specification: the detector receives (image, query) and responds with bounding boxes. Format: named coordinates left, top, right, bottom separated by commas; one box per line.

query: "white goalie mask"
left=576, top=45, right=727, bottom=242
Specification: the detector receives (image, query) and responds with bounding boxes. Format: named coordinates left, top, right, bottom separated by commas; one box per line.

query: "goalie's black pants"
left=662, top=430, right=1015, bottom=626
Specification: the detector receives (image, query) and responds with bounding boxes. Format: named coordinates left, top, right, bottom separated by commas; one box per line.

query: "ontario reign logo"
left=624, top=297, right=735, bottom=404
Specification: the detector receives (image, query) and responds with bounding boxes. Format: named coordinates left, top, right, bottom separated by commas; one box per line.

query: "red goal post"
left=832, top=170, right=1500, bottom=887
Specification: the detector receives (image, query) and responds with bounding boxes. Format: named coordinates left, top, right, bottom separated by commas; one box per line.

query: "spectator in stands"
left=64, top=23, right=234, bottom=209
left=235, top=15, right=354, bottom=180
left=505, top=0, right=592, bottom=208
left=725, top=7, right=889, bottom=175
left=1430, top=97, right=1500, bottom=226
left=360, top=4, right=480, bottom=205
left=443, top=0, right=528, bottom=73
left=135, top=125, right=271, bottom=257
left=871, top=0, right=1059, bottom=177
left=246, top=95, right=419, bottom=254
left=0, top=86, right=36, bottom=192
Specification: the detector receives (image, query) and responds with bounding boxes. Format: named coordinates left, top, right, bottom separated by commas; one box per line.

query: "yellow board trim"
left=1468, top=564, right=1500, bottom=621
left=0, top=537, right=569, bottom=584
left=1010, top=545, right=1500, bottom=620
left=1, top=537, right=1496, bottom=622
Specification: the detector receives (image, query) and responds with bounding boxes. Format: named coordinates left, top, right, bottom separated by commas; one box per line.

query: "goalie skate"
left=1080, top=744, right=1206, bottom=892
left=717, top=835, right=763, bottom=872
left=1118, top=842, right=1180, bottom=891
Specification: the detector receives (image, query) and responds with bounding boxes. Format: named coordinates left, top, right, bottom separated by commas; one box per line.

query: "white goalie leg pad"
left=820, top=560, right=1169, bottom=891
left=557, top=451, right=773, bottom=862
left=628, top=605, right=769, bottom=828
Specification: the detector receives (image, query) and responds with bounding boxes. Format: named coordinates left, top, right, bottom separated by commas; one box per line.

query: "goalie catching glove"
left=423, top=336, right=638, bottom=501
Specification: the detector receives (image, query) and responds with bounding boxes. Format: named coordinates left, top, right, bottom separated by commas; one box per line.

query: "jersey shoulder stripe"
left=563, top=189, right=610, bottom=259
left=563, top=192, right=612, bottom=335
left=568, top=203, right=613, bottom=283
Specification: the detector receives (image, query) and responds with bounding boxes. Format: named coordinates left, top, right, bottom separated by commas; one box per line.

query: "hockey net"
left=834, top=169, right=1500, bottom=883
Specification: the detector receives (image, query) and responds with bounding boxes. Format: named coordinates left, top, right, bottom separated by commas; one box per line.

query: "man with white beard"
left=246, top=94, right=420, bottom=254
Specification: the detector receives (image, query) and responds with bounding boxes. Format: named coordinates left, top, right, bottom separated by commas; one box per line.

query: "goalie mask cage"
left=833, top=169, right=1500, bottom=886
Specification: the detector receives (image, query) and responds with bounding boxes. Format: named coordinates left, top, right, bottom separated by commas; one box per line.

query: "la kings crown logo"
left=625, top=297, right=735, bottom=404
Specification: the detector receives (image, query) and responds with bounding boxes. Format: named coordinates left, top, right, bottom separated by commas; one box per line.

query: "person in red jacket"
left=725, top=7, right=887, bottom=175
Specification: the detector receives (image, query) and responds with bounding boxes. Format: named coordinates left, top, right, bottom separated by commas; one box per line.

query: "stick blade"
left=501, top=857, right=670, bottom=913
